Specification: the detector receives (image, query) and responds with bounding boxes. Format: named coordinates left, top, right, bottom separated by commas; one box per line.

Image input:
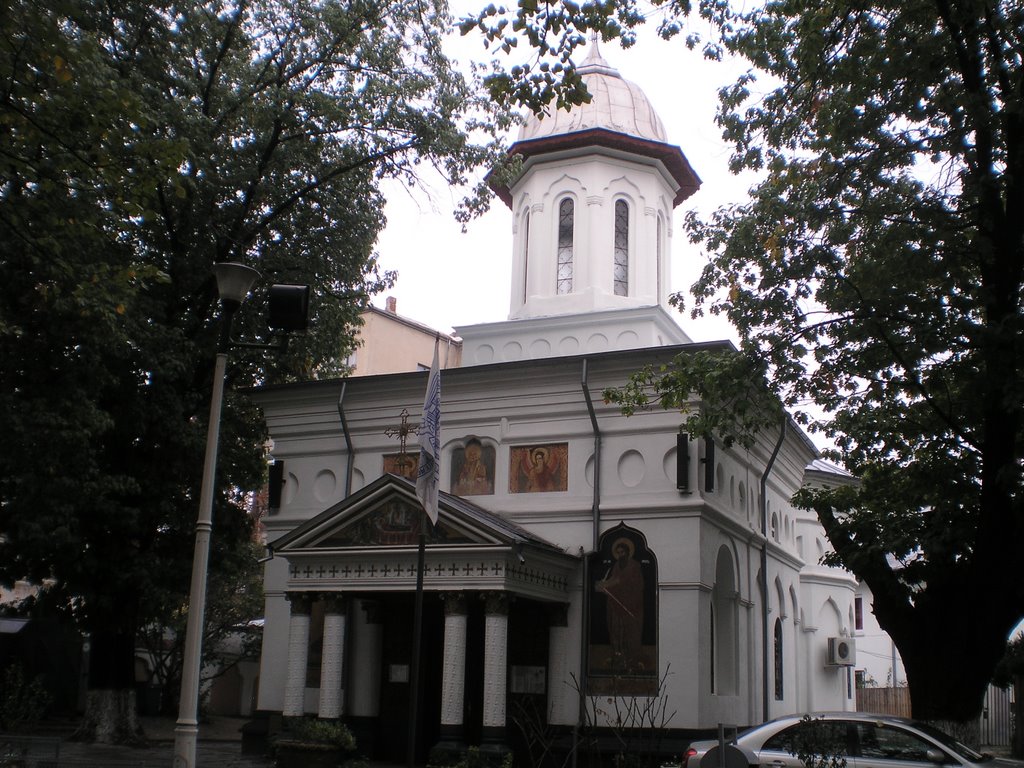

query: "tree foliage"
left=0, top=0, right=510, bottom=739
left=468, top=0, right=1024, bottom=724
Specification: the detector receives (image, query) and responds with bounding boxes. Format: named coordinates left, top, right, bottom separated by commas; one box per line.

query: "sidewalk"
left=10, top=715, right=273, bottom=767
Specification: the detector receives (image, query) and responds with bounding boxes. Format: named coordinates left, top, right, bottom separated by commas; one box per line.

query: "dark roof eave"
left=489, top=128, right=702, bottom=209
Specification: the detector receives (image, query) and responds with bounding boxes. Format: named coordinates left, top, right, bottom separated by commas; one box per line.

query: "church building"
left=253, top=41, right=859, bottom=764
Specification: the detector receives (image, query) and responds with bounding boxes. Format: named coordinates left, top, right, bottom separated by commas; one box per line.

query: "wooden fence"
left=857, top=685, right=1014, bottom=747
left=856, top=687, right=912, bottom=718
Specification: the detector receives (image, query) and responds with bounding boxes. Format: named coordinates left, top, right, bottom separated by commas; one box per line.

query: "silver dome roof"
left=517, top=38, right=668, bottom=143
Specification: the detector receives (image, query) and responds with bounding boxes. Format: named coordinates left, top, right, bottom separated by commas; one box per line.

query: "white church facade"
left=253, top=42, right=860, bottom=763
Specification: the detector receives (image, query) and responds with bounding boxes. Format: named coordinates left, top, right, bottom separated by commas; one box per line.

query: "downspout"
left=760, top=418, right=786, bottom=723
left=575, top=358, right=602, bottom=768
left=337, top=383, right=355, bottom=498
left=582, top=359, right=602, bottom=552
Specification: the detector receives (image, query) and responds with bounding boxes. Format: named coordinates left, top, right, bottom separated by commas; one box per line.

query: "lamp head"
left=213, top=262, right=261, bottom=309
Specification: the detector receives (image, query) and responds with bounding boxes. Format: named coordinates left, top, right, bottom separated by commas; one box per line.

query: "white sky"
left=372, top=14, right=761, bottom=344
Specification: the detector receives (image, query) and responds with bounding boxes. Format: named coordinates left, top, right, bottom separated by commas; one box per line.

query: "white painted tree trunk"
left=77, top=689, right=144, bottom=744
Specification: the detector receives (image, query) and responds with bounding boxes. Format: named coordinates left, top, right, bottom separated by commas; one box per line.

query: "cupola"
left=459, top=40, right=701, bottom=366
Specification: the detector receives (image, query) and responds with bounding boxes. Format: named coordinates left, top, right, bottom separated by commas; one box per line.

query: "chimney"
left=385, top=296, right=397, bottom=313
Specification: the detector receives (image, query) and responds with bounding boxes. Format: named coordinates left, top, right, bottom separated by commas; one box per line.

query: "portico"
left=268, top=473, right=579, bottom=762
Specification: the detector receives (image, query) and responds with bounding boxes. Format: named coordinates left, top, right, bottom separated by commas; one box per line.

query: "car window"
left=911, top=721, right=984, bottom=762
left=763, top=720, right=851, bottom=763
left=855, top=723, right=935, bottom=762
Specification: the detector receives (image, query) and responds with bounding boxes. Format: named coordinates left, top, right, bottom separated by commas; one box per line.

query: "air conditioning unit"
left=827, top=636, right=857, bottom=666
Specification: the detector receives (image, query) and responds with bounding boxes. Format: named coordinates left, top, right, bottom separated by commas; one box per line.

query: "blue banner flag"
left=416, top=339, right=441, bottom=525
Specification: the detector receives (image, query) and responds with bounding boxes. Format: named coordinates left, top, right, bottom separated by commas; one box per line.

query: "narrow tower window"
left=522, top=211, right=531, bottom=304
left=656, top=214, right=664, bottom=302
left=614, top=200, right=629, bottom=296
left=557, top=198, right=574, bottom=295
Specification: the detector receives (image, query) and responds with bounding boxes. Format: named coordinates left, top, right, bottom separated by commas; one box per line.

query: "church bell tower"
left=457, top=40, right=701, bottom=366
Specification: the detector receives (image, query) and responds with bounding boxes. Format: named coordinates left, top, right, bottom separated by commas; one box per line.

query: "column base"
left=477, top=738, right=512, bottom=765
left=429, top=736, right=467, bottom=767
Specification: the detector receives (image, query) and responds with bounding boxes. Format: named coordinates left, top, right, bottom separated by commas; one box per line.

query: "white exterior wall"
left=254, top=349, right=857, bottom=729
left=508, top=152, right=677, bottom=320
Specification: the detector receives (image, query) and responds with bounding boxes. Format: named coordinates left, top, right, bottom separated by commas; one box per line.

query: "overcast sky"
left=372, top=13, right=759, bottom=344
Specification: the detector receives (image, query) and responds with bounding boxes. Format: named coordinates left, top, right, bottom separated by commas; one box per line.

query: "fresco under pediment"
left=313, top=497, right=474, bottom=548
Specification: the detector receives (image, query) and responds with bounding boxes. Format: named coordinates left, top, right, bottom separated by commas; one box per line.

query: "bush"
left=0, top=665, right=51, bottom=730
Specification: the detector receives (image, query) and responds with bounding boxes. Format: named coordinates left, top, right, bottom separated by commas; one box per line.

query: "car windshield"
left=911, top=721, right=986, bottom=762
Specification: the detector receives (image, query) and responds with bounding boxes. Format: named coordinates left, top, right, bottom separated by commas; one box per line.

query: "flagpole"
left=407, top=525, right=428, bottom=768
left=410, top=337, right=441, bottom=767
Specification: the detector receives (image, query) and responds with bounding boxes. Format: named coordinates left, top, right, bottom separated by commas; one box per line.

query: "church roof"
left=270, top=472, right=564, bottom=554
left=492, top=39, right=701, bottom=208
left=267, top=473, right=578, bottom=601
left=517, top=38, right=667, bottom=143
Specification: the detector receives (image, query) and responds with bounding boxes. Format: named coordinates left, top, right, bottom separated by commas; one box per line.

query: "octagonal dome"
left=518, top=39, right=667, bottom=143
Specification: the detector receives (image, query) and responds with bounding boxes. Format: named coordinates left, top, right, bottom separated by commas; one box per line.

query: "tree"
left=466, top=0, right=1024, bottom=727
left=0, top=0, right=510, bottom=742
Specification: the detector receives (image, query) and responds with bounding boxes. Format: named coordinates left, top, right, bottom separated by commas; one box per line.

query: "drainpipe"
left=575, top=359, right=602, bottom=768
left=582, top=359, right=602, bottom=552
left=760, top=418, right=786, bottom=722
left=337, top=383, right=355, bottom=498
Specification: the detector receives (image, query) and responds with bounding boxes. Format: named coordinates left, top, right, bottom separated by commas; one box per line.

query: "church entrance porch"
left=267, top=473, right=580, bottom=763
left=277, top=588, right=558, bottom=765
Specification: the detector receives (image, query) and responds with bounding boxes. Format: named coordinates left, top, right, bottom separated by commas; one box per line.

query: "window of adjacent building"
left=557, top=198, right=574, bottom=294
left=614, top=199, right=629, bottom=296
left=855, top=596, right=864, bottom=631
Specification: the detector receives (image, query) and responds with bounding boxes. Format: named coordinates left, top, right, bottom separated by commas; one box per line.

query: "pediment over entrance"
left=270, top=473, right=578, bottom=602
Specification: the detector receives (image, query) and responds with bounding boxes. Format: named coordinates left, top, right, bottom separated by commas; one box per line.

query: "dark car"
left=683, top=712, right=1022, bottom=768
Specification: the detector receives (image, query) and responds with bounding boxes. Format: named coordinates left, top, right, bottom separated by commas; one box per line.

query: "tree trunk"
left=74, top=628, right=144, bottom=744
left=76, top=689, right=144, bottom=745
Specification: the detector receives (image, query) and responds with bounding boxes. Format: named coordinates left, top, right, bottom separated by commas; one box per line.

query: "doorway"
left=376, top=592, right=444, bottom=763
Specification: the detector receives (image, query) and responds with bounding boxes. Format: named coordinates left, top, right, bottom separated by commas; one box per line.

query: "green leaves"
left=604, top=346, right=784, bottom=449
left=0, top=0, right=509, bottom=690
left=473, top=0, right=1023, bottom=722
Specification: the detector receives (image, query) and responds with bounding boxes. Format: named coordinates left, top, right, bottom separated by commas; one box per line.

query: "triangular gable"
left=271, top=473, right=559, bottom=554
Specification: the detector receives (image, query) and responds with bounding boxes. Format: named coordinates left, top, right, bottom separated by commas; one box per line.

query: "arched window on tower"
left=656, top=213, right=665, bottom=302
left=614, top=200, right=629, bottom=296
left=522, top=210, right=531, bottom=304
left=557, top=198, right=574, bottom=294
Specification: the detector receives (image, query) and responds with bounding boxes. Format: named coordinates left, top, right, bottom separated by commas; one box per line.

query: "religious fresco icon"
left=451, top=437, right=496, bottom=496
left=587, top=523, right=658, bottom=695
left=509, top=443, right=568, bottom=493
left=383, top=452, right=419, bottom=480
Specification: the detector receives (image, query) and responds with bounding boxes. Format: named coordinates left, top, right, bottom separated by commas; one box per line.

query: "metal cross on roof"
left=384, top=408, right=419, bottom=478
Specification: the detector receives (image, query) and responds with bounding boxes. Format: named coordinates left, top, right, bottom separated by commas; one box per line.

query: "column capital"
left=481, top=591, right=510, bottom=616
left=361, top=600, right=383, bottom=625
left=322, top=593, right=347, bottom=615
left=442, top=592, right=468, bottom=616
left=547, top=602, right=570, bottom=627
left=285, top=592, right=313, bottom=615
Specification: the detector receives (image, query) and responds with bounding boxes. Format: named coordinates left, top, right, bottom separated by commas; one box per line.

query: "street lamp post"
left=173, top=263, right=260, bottom=768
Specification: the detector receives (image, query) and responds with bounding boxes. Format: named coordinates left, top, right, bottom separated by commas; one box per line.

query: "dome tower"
left=457, top=40, right=701, bottom=365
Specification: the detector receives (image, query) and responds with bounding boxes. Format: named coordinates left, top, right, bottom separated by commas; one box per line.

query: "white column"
left=318, top=595, right=347, bottom=719
left=481, top=592, right=509, bottom=742
left=547, top=603, right=573, bottom=725
left=348, top=600, right=383, bottom=717
left=283, top=593, right=312, bottom=717
left=440, top=593, right=468, bottom=743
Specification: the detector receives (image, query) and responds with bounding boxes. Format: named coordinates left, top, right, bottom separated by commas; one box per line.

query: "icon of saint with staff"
left=595, top=536, right=645, bottom=670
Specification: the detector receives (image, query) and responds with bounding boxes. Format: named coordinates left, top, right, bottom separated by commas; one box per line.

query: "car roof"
left=761, top=712, right=923, bottom=727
